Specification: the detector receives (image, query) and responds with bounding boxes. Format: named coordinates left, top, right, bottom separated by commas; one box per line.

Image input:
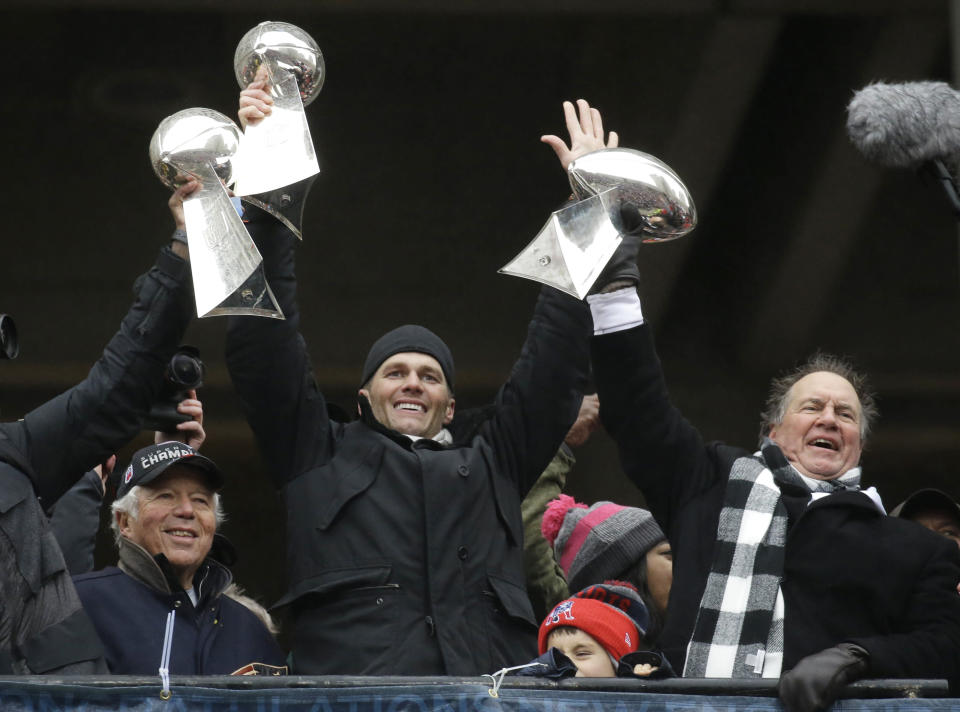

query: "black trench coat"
left=226, top=212, right=592, bottom=675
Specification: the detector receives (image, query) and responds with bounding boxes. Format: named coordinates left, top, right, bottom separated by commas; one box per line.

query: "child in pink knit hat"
left=541, top=495, right=672, bottom=640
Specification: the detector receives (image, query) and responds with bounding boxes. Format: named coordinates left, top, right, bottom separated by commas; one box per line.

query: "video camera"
left=0, top=314, right=19, bottom=360
left=142, top=346, right=205, bottom=433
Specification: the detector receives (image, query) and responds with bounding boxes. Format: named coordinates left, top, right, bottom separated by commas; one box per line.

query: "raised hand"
left=238, top=65, right=273, bottom=129
left=154, top=389, right=206, bottom=451
left=541, top=99, right=619, bottom=171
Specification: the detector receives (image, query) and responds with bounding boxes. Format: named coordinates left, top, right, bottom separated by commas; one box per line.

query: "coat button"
left=174, top=601, right=182, bottom=608
left=457, top=464, right=470, bottom=477
left=376, top=597, right=384, bottom=606
left=457, top=546, right=468, bottom=560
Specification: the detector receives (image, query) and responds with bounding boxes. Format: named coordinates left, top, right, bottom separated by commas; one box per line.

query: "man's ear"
left=116, top=510, right=132, bottom=538
left=444, top=398, right=456, bottom=425
left=357, top=388, right=369, bottom=415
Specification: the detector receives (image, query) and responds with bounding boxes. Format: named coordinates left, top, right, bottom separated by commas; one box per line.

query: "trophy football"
left=149, top=108, right=283, bottom=319
left=499, top=148, right=697, bottom=299
left=232, top=21, right=324, bottom=239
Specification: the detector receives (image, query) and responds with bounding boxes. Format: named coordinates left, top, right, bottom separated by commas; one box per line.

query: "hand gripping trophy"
left=149, top=108, right=283, bottom=319
left=500, top=148, right=697, bottom=298
left=232, top=21, right=325, bottom=239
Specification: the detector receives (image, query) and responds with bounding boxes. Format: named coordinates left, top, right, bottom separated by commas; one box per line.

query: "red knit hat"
left=538, top=582, right=643, bottom=660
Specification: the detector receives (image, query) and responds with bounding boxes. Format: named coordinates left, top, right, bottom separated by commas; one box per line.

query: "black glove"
left=778, top=643, right=870, bottom=712
left=588, top=233, right=640, bottom=295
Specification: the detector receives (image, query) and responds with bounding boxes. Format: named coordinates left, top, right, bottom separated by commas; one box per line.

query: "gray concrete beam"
left=742, top=19, right=946, bottom=367
left=639, top=15, right=782, bottom=324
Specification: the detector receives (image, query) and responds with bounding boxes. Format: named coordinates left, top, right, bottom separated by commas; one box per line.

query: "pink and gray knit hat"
left=542, top=495, right=665, bottom=593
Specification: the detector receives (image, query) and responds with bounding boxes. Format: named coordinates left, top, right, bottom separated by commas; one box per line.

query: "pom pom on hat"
left=542, top=494, right=587, bottom=545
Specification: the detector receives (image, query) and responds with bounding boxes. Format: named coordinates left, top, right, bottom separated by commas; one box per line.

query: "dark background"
left=3, top=0, right=959, bottom=612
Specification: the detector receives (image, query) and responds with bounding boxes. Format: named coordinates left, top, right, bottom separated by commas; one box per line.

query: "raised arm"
left=7, top=221, right=194, bottom=507
left=47, top=465, right=109, bottom=576
left=590, top=305, right=722, bottom=531
left=225, top=74, right=331, bottom=487
left=225, top=208, right=334, bottom=488
left=478, top=101, right=622, bottom=494
left=521, top=394, right=600, bottom=620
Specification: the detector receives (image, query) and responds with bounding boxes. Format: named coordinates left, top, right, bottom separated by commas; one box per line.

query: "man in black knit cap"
left=225, top=89, right=617, bottom=674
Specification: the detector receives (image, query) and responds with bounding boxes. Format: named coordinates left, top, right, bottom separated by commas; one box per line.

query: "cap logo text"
left=140, top=445, right=194, bottom=470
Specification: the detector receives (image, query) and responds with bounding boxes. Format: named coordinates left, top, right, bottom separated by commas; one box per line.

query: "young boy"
left=534, top=581, right=671, bottom=678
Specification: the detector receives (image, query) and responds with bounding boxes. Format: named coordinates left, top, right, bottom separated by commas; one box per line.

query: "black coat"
left=592, top=324, right=960, bottom=683
left=225, top=213, right=592, bottom=675
left=0, top=247, right=194, bottom=673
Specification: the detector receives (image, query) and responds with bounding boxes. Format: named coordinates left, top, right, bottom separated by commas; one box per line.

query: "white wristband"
left=586, top=287, right=644, bottom=335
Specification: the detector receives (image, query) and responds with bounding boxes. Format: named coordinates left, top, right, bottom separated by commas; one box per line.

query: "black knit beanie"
left=360, top=324, right=455, bottom=392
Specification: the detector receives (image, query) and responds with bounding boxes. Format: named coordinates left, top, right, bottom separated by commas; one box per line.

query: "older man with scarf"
left=588, top=285, right=960, bottom=712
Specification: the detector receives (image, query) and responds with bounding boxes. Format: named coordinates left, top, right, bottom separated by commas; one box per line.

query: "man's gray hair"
left=759, top=352, right=878, bottom=446
left=110, top=485, right=225, bottom=547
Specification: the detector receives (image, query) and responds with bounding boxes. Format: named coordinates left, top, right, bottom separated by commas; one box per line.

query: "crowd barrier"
left=0, top=676, right=954, bottom=712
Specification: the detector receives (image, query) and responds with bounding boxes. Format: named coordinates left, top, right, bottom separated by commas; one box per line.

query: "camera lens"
left=0, top=314, right=19, bottom=360
left=168, top=351, right=204, bottom=388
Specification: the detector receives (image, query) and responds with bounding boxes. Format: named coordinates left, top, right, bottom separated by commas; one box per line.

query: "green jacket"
left=521, top=445, right=574, bottom=622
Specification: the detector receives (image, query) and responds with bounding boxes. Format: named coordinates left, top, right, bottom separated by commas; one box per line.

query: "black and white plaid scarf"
left=682, top=441, right=862, bottom=679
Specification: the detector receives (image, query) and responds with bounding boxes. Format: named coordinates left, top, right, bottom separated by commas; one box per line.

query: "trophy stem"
left=182, top=163, right=284, bottom=319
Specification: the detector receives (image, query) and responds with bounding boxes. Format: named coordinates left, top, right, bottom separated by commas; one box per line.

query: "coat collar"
left=117, top=536, right=232, bottom=602
left=0, top=431, right=33, bottom=480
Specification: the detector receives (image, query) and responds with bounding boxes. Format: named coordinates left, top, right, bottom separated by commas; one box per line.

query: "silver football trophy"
left=500, top=148, right=697, bottom=299
left=232, top=20, right=324, bottom=239
left=149, top=108, right=283, bottom=319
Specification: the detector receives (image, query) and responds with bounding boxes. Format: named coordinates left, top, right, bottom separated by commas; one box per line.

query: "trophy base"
left=201, top=265, right=284, bottom=319
left=241, top=174, right=318, bottom=240
left=499, top=191, right=622, bottom=300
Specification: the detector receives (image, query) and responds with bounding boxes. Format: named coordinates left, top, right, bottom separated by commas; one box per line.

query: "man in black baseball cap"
left=116, top=441, right=223, bottom=501
left=891, top=489, right=960, bottom=550
left=71, top=442, right=285, bottom=675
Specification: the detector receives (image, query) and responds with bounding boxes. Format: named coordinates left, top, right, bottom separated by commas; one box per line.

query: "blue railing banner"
left=0, top=678, right=955, bottom=712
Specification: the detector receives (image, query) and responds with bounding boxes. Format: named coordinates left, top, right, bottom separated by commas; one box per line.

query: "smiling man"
left=766, top=370, right=865, bottom=481
left=225, top=219, right=591, bottom=677
left=590, top=290, right=960, bottom=712
left=71, top=442, right=285, bottom=675
left=358, top=325, right=457, bottom=441
left=222, top=98, right=614, bottom=674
